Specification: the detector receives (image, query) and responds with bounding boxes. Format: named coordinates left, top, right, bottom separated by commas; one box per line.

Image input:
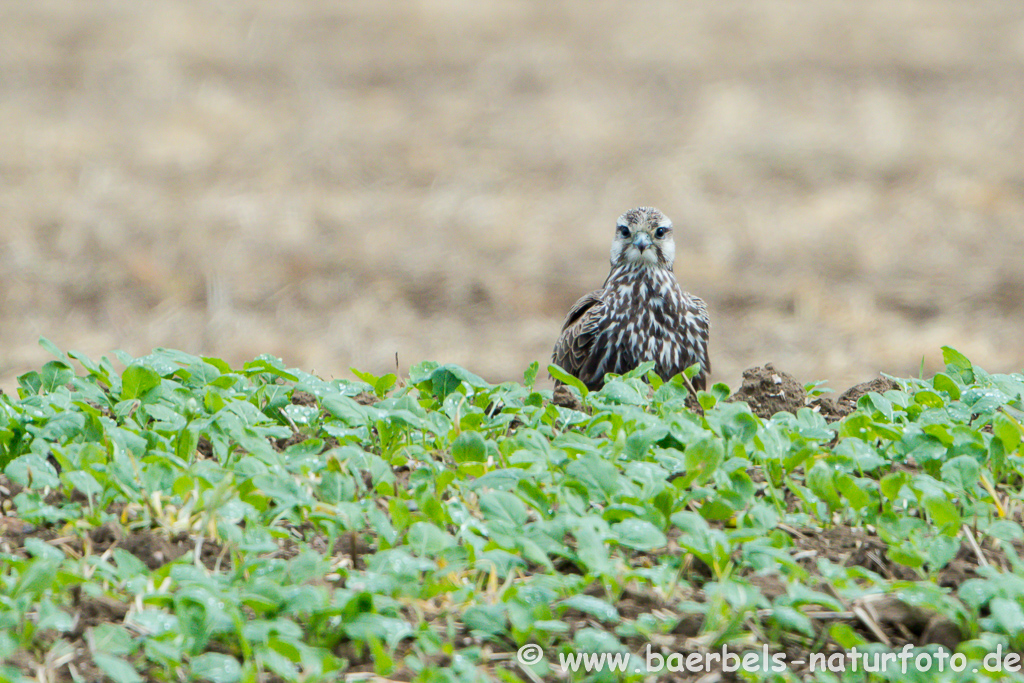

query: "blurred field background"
left=2, top=0, right=1024, bottom=394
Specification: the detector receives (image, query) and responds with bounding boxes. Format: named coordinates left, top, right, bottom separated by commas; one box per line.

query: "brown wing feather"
left=551, top=289, right=606, bottom=387
left=688, top=294, right=711, bottom=389
left=697, top=297, right=711, bottom=375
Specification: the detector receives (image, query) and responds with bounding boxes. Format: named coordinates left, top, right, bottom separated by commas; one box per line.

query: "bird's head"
left=610, top=206, right=675, bottom=270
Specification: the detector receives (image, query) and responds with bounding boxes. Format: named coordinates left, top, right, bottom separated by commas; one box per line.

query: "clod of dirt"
left=71, top=595, right=130, bottom=637
left=551, top=385, right=584, bottom=412
left=274, top=431, right=340, bottom=453
left=728, top=363, right=806, bottom=418
left=855, top=594, right=962, bottom=650
left=810, top=376, right=902, bottom=422
left=838, top=376, right=901, bottom=408
left=331, top=531, right=376, bottom=572
left=0, top=515, right=35, bottom=536
left=353, top=391, right=380, bottom=406
left=121, top=530, right=191, bottom=569
left=275, top=432, right=309, bottom=451
left=921, top=614, right=963, bottom=651
left=89, top=522, right=126, bottom=549
left=808, top=396, right=844, bottom=421
left=291, top=390, right=317, bottom=406
left=670, top=613, right=703, bottom=638
left=197, top=436, right=214, bottom=459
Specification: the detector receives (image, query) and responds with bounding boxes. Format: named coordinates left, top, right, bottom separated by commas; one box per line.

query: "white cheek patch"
left=660, top=241, right=676, bottom=266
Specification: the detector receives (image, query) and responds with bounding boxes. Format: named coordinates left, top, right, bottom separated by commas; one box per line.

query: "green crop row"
left=1, top=340, right=1023, bottom=682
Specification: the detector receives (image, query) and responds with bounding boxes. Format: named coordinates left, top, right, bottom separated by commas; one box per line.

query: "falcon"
left=552, top=206, right=711, bottom=391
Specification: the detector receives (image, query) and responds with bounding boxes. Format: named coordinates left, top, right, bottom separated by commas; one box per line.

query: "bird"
left=551, top=206, right=710, bottom=392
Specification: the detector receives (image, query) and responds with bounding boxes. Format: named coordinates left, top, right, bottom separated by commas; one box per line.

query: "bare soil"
left=2, top=1, right=1024, bottom=394
left=727, top=363, right=808, bottom=419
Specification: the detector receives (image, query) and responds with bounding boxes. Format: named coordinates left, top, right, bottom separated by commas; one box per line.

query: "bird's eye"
left=654, top=227, right=669, bottom=239
left=618, top=226, right=631, bottom=238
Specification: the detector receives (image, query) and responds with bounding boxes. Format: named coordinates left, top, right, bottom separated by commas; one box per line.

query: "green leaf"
left=880, top=471, right=908, bottom=501
left=420, top=364, right=489, bottom=400
left=610, top=518, right=667, bottom=551
left=0, top=631, right=16, bottom=660
left=121, top=363, right=161, bottom=400
left=932, top=372, right=961, bottom=399
left=368, top=635, right=393, bottom=675
left=990, top=598, right=1024, bottom=639
left=91, top=624, right=134, bottom=657
left=350, top=367, right=380, bottom=387
left=112, top=549, right=147, bottom=579
left=462, top=604, right=507, bottom=637
left=92, top=653, right=143, bottom=683
left=926, top=534, right=958, bottom=570
left=574, top=520, right=611, bottom=575
left=547, top=364, right=588, bottom=396
left=39, top=336, right=69, bottom=362
left=7, top=454, right=61, bottom=490
left=68, top=349, right=107, bottom=379
left=322, top=396, right=368, bottom=426
left=38, top=599, right=74, bottom=631
left=523, top=361, right=539, bottom=390
left=375, top=373, right=397, bottom=397
left=40, top=361, right=74, bottom=392
left=176, top=425, right=199, bottom=462
left=452, top=431, right=487, bottom=463
left=913, top=390, right=944, bottom=408
left=408, top=360, right=439, bottom=384
left=770, top=605, right=814, bottom=637
left=595, top=378, right=647, bottom=405
left=18, top=370, right=42, bottom=396
left=806, top=461, right=840, bottom=510
left=566, top=456, right=621, bottom=501
left=64, top=470, right=102, bottom=498
left=941, top=346, right=974, bottom=384
left=940, top=455, right=980, bottom=490
left=683, top=436, right=724, bottom=485
left=829, top=622, right=867, bottom=648
left=388, top=498, right=412, bottom=533
left=259, top=642, right=299, bottom=679
left=242, top=355, right=298, bottom=381
left=190, top=653, right=242, bottom=683
left=888, top=545, right=925, bottom=568
left=985, top=520, right=1024, bottom=543
left=201, top=355, right=233, bottom=374
left=923, top=494, right=960, bottom=532
left=573, top=628, right=628, bottom=655
left=142, top=634, right=183, bottom=665
left=994, top=412, right=1023, bottom=452
left=516, top=479, right=551, bottom=516
left=834, top=473, right=870, bottom=511
left=560, top=595, right=619, bottom=623
left=406, top=522, right=455, bottom=555
left=24, top=537, right=65, bottom=562
left=479, top=491, right=528, bottom=527
left=707, top=382, right=732, bottom=406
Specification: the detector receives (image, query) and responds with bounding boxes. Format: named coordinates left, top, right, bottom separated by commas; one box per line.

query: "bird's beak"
left=633, top=233, right=652, bottom=252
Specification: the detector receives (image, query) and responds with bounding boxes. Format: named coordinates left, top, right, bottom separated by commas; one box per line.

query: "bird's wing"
left=687, top=294, right=712, bottom=388
left=551, top=289, right=607, bottom=385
